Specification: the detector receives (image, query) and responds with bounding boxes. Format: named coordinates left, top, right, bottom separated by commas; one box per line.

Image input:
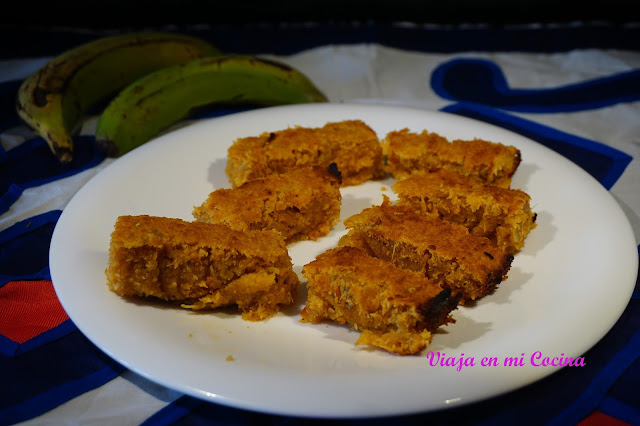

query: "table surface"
left=1, top=23, right=639, bottom=426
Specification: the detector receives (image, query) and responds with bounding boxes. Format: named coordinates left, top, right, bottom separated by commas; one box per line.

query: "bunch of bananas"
left=16, top=32, right=328, bottom=163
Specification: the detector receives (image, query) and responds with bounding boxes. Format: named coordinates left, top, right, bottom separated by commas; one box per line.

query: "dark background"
left=2, top=0, right=639, bottom=59
left=3, top=0, right=640, bottom=28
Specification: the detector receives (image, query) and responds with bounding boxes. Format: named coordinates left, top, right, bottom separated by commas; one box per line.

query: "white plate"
left=50, top=103, right=638, bottom=418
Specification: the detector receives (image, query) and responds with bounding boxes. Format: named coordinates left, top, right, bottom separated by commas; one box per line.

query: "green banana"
left=16, top=32, right=219, bottom=163
left=94, top=55, right=328, bottom=157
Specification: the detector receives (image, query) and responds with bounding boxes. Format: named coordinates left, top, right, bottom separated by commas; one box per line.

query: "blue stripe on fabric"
left=431, top=58, right=640, bottom=113
left=0, top=210, right=60, bottom=244
left=599, top=396, right=640, bottom=425
left=189, top=105, right=260, bottom=121
left=441, top=103, right=632, bottom=189
left=634, top=246, right=640, bottom=300
left=0, top=319, right=77, bottom=357
left=4, top=24, right=640, bottom=60
left=0, top=135, right=105, bottom=215
left=0, top=210, right=60, bottom=286
left=0, top=267, right=51, bottom=289
left=140, top=396, right=202, bottom=426
left=0, top=365, right=119, bottom=425
left=0, top=335, right=19, bottom=360
left=163, top=399, right=428, bottom=426
left=549, top=329, right=640, bottom=426
left=0, top=331, right=125, bottom=422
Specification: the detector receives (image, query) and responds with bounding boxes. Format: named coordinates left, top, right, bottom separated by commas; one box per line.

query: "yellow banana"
left=16, top=32, right=219, bottom=163
left=94, top=55, right=328, bottom=157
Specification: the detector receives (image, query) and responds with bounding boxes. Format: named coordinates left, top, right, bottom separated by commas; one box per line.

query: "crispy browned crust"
left=105, top=215, right=299, bottom=321
left=339, top=198, right=513, bottom=303
left=225, top=120, right=385, bottom=187
left=193, top=165, right=342, bottom=244
left=393, top=169, right=537, bottom=254
left=301, top=246, right=460, bottom=355
left=382, top=128, right=521, bottom=188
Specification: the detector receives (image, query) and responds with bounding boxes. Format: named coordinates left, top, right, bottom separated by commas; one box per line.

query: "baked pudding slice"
left=393, top=169, right=536, bottom=254
left=339, top=198, right=513, bottom=303
left=106, top=215, right=299, bottom=321
left=194, top=165, right=342, bottom=244
left=301, top=246, right=460, bottom=355
left=226, top=120, right=385, bottom=187
left=382, top=128, right=521, bottom=188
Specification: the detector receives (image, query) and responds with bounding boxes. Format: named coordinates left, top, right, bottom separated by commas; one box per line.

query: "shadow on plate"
left=511, top=161, right=539, bottom=191
left=206, top=157, right=231, bottom=188
left=478, top=265, right=534, bottom=306
left=522, top=209, right=556, bottom=256
left=339, top=190, right=390, bottom=220
left=428, top=312, right=493, bottom=352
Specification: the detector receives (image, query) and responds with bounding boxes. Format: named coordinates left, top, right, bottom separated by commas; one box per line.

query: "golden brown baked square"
left=317, top=120, right=386, bottom=186
left=338, top=198, right=513, bottom=303
left=193, top=165, right=342, bottom=244
left=393, top=169, right=536, bottom=254
left=225, top=120, right=385, bottom=187
left=382, top=128, right=521, bottom=188
left=105, top=215, right=299, bottom=321
left=301, top=246, right=460, bottom=355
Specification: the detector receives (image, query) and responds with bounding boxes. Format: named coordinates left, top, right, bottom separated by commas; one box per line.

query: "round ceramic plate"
left=50, top=103, right=638, bottom=418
